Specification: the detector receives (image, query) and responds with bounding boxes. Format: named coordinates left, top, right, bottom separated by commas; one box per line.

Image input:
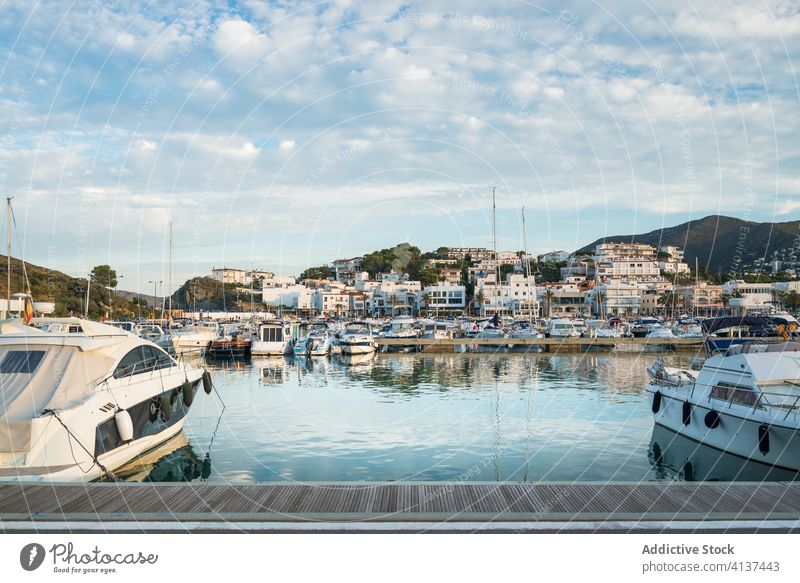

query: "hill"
left=0, top=255, right=146, bottom=319
left=577, top=215, right=800, bottom=275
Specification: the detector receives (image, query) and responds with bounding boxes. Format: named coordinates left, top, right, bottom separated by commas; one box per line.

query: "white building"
left=420, top=283, right=466, bottom=312
left=658, top=245, right=690, bottom=274
left=211, top=267, right=247, bottom=285
left=539, top=250, right=570, bottom=263
left=592, top=279, right=642, bottom=316
left=261, top=284, right=313, bottom=310
left=595, top=259, right=660, bottom=281
left=477, top=273, right=538, bottom=317
left=722, top=280, right=777, bottom=314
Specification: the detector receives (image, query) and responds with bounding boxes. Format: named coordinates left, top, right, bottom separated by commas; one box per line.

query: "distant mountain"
left=577, top=215, right=800, bottom=275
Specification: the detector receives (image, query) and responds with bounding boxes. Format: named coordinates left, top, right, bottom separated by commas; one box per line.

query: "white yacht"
left=251, top=322, right=295, bottom=356
left=420, top=319, right=453, bottom=340
left=647, top=341, right=800, bottom=471
left=339, top=322, right=376, bottom=355
left=544, top=318, right=581, bottom=338
left=384, top=315, right=418, bottom=339
left=135, top=323, right=173, bottom=352
left=0, top=317, right=208, bottom=482
left=171, top=321, right=218, bottom=355
left=294, top=327, right=332, bottom=357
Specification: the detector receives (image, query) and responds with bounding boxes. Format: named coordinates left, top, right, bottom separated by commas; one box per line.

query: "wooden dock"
left=1, top=481, right=798, bottom=533
left=376, top=336, right=707, bottom=353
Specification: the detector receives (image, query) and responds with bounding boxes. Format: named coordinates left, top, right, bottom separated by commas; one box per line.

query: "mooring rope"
left=44, top=409, right=120, bottom=482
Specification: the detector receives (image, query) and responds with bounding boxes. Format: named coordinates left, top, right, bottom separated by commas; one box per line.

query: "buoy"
left=114, top=409, right=134, bottom=443
left=202, top=370, right=213, bottom=395
left=682, top=401, right=692, bottom=426
left=170, top=389, right=178, bottom=405
left=683, top=462, right=694, bottom=481
left=201, top=455, right=212, bottom=480
left=651, top=391, right=662, bottom=413
left=704, top=411, right=720, bottom=429
left=758, top=424, right=770, bottom=455
left=182, top=381, right=195, bottom=407
left=159, top=396, right=172, bottom=421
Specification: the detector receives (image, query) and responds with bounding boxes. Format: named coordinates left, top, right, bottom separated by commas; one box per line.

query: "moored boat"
left=646, top=341, right=800, bottom=471
left=0, top=317, right=208, bottom=481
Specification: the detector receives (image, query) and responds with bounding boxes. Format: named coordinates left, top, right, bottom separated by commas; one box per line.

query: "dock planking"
left=0, top=481, right=798, bottom=529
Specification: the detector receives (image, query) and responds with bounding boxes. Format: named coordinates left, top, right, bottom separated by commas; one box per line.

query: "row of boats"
left=123, top=312, right=798, bottom=358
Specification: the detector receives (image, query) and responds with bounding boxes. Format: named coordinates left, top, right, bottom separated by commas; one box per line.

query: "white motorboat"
left=171, top=321, right=218, bottom=355
left=294, top=327, right=332, bottom=357
left=384, top=315, right=418, bottom=339
left=0, top=317, right=208, bottom=482
left=251, top=322, right=295, bottom=356
left=135, top=323, right=173, bottom=352
left=646, top=341, right=800, bottom=471
left=339, top=322, right=376, bottom=355
left=631, top=317, right=661, bottom=338
left=544, top=318, right=581, bottom=338
left=420, top=319, right=452, bottom=340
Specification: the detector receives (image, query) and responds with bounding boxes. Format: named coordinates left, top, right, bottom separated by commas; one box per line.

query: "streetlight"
left=148, top=280, right=162, bottom=320
left=111, top=275, right=123, bottom=319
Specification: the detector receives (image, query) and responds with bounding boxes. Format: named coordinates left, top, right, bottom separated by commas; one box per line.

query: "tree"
left=542, top=290, right=556, bottom=318
left=783, top=290, right=800, bottom=313
left=299, top=265, right=333, bottom=280
left=90, top=265, right=117, bottom=289
left=420, top=292, right=431, bottom=316
left=475, top=290, right=486, bottom=316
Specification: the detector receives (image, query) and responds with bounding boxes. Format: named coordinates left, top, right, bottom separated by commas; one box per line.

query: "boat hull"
left=251, top=340, right=294, bottom=356
left=647, top=386, right=800, bottom=472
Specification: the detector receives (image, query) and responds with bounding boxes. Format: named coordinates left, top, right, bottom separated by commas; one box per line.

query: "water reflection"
left=107, top=351, right=789, bottom=483
left=648, top=424, right=800, bottom=482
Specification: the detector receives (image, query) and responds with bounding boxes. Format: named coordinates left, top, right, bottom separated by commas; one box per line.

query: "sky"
left=0, top=0, right=798, bottom=294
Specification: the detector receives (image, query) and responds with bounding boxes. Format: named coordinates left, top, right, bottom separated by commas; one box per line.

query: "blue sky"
left=0, top=0, right=798, bottom=293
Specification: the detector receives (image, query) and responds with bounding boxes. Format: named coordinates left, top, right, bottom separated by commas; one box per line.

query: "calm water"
left=114, top=351, right=799, bottom=483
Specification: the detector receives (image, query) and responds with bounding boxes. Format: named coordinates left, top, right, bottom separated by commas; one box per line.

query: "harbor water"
left=114, top=351, right=800, bottom=483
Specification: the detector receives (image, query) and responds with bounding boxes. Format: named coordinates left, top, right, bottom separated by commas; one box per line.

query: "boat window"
left=710, top=381, right=758, bottom=407
left=0, top=350, right=45, bottom=374
left=261, top=327, right=284, bottom=342
left=114, top=345, right=175, bottom=378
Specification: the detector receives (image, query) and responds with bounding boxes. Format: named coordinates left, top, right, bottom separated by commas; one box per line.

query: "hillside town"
left=208, top=241, right=800, bottom=319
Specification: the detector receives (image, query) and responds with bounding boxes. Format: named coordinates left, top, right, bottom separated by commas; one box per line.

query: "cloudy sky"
left=0, top=0, right=797, bottom=293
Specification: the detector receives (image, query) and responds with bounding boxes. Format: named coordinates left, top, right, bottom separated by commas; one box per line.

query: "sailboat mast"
left=522, top=206, right=533, bottom=326
left=6, top=197, right=10, bottom=314
left=492, top=187, right=498, bottom=317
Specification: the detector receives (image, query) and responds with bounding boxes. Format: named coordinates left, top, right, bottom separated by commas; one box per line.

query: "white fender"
left=115, top=409, right=134, bottom=442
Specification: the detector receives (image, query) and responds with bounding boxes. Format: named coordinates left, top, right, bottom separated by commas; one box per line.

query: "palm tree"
left=420, top=292, right=431, bottom=317
left=475, top=290, right=486, bottom=316
left=594, top=292, right=607, bottom=319
left=658, top=291, right=683, bottom=317
left=542, top=290, right=556, bottom=318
